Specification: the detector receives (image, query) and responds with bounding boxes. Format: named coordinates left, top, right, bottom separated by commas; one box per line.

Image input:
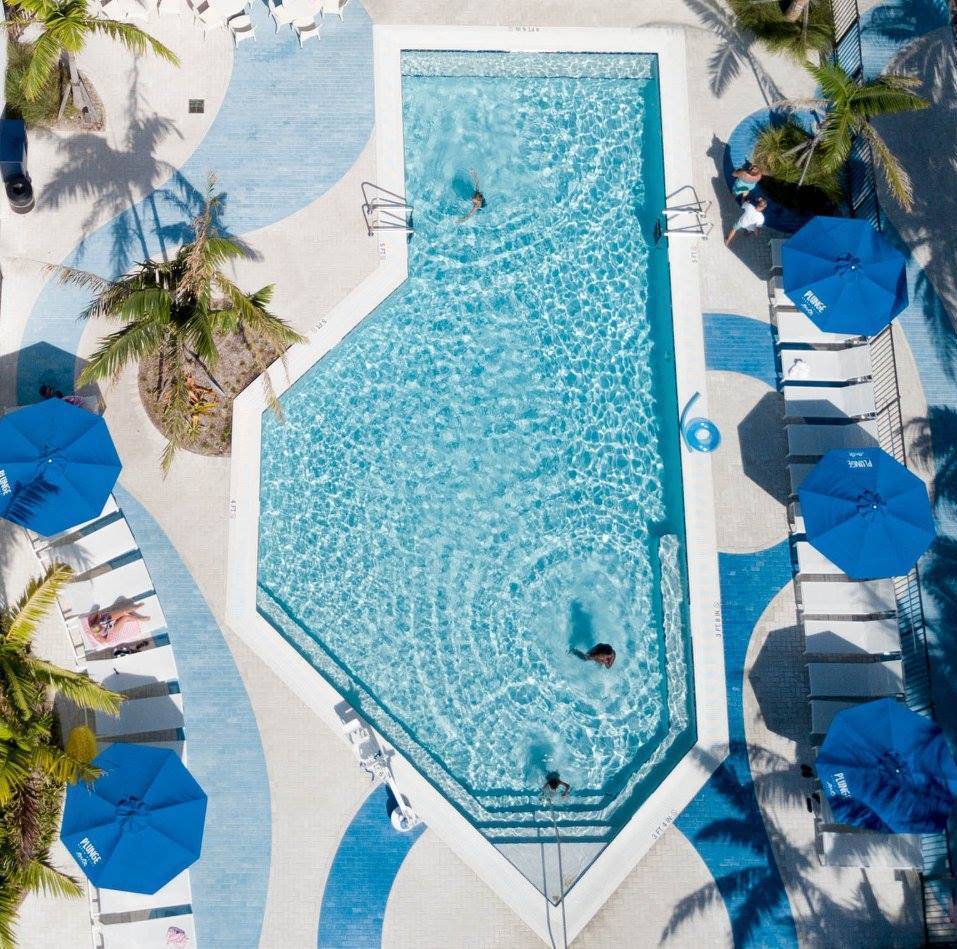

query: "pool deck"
left=0, top=0, right=945, bottom=946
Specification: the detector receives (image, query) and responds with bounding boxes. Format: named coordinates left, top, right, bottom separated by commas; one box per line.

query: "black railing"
left=829, top=0, right=957, bottom=940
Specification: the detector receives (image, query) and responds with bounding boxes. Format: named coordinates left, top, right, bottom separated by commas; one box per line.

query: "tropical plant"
left=778, top=62, right=929, bottom=210
left=0, top=566, right=122, bottom=946
left=54, top=177, right=306, bottom=471
left=3, top=0, right=178, bottom=116
left=753, top=118, right=843, bottom=205
left=728, top=0, right=834, bottom=62
left=4, top=39, right=63, bottom=127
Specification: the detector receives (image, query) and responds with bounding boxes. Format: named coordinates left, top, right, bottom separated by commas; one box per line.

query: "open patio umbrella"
left=782, top=216, right=908, bottom=335
left=61, top=744, right=207, bottom=894
left=0, top=399, right=121, bottom=537
left=817, top=699, right=957, bottom=834
left=798, top=447, right=934, bottom=579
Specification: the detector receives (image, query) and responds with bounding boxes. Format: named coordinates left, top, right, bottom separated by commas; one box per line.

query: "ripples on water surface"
left=258, top=52, right=694, bottom=807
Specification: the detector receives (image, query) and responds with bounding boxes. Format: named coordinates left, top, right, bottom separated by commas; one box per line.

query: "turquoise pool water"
left=258, top=52, right=695, bottom=833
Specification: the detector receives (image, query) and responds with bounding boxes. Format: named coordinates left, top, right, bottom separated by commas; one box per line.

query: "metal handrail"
left=360, top=181, right=413, bottom=236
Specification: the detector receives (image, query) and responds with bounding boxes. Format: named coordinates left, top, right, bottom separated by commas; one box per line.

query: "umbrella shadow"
left=6, top=341, right=103, bottom=413
left=737, top=390, right=790, bottom=506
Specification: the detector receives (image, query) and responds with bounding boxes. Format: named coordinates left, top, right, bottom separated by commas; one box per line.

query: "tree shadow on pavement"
left=682, top=0, right=783, bottom=105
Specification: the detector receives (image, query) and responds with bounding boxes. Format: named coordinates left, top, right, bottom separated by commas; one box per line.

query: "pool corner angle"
left=226, top=24, right=726, bottom=946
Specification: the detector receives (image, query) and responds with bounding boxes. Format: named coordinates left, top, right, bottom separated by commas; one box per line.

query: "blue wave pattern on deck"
left=317, top=785, right=425, bottom=949
left=114, top=486, right=271, bottom=948
left=676, top=543, right=797, bottom=948
left=703, top=312, right=778, bottom=390
left=16, top=0, right=373, bottom=402
left=671, top=312, right=797, bottom=946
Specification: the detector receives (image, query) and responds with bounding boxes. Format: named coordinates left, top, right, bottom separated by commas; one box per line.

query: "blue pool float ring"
left=680, top=392, right=721, bottom=453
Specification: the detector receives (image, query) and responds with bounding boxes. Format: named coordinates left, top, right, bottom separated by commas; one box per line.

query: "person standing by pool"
left=458, top=168, right=486, bottom=223
left=730, top=160, right=762, bottom=204
left=571, top=643, right=617, bottom=668
left=725, top=196, right=767, bottom=247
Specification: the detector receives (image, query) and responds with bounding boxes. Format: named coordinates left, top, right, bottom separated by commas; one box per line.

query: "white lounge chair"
left=807, top=659, right=904, bottom=697
left=95, top=870, right=191, bottom=915
left=800, top=579, right=897, bottom=616
left=33, top=495, right=119, bottom=549
left=779, top=347, right=872, bottom=384
left=87, top=643, right=179, bottom=692
left=786, top=420, right=879, bottom=456
left=58, top=559, right=154, bottom=618
left=95, top=693, right=184, bottom=738
left=41, top=519, right=137, bottom=574
left=228, top=11, right=255, bottom=42
left=294, top=16, right=319, bottom=44
left=804, top=618, right=901, bottom=655
left=795, top=541, right=843, bottom=575
left=783, top=382, right=876, bottom=420
left=819, top=830, right=923, bottom=869
left=67, top=592, right=168, bottom=654
left=97, top=912, right=196, bottom=948
left=774, top=310, right=866, bottom=347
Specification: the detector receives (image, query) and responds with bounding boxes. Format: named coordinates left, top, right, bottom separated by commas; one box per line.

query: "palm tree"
left=55, top=177, right=306, bottom=471
left=0, top=566, right=121, bottom=947
left=4, top=0, right=178, bottom=117
left=778, top=62, right=929, bottom=210
left=728, top=0, right=834, bottom=63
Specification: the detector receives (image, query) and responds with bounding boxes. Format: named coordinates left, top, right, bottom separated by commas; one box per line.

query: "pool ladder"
left=362, top=181, right=413, bottom=236
left=658, top=184, right=713, bottom=239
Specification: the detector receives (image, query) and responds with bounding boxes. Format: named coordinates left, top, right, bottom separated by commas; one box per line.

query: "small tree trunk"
left=784, top=0, right=812, bottom=23
left=188, top=350, right=227, bottom=396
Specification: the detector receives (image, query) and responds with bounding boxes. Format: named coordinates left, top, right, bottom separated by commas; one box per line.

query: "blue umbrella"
left=798, top=447, right=934, bottom=579
left=0, top=399, right=121, bottom=536
left=782, top=216, right=908, bottom=335
left=61, top=744, right=207, bottom=894
left=817, top=699, right=957, bottom=834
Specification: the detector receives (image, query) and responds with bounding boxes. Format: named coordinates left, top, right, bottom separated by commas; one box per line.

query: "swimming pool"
left=256, top=49, right=696, bottom=839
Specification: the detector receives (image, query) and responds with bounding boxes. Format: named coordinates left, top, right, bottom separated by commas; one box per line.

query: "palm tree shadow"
left=666, top=742, right=921, bottom=945
left=37, top=59, right=181, bottom=274
left=682, top=0, right=784, bottom=105
left=875, top=25, right=957, bottom=365
left=908, top=406, right=957, bottom=737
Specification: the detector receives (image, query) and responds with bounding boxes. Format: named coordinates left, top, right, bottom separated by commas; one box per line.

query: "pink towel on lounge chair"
left=79, top=614, right=143, bottom=651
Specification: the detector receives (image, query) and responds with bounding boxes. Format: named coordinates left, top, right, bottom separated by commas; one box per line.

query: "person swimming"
left=458, top=168, right=486, bottom=223
left=571, top=642, right=617, bottom=669
left=542, top=771, right=570, bottom=799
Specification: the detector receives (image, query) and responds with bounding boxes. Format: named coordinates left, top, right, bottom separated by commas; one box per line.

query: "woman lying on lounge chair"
left=83, top=603, right=151, bottom=645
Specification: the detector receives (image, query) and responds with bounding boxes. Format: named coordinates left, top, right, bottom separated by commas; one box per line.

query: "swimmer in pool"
left=571, top=643, right=617, bottom=669
left=458, top=169, right=486, bottom=223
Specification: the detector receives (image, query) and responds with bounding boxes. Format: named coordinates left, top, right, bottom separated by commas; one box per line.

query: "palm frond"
left=46, top=263, right=112, bottom=295
left=3, top=564, right=73, bottom=652
left=77, top=319, right=167, bottom=384
left=19, top=30, right=62, bottom=102
left=860, top=122, right=915, bottom=210
left=26, top=659, right=123, bottom=714
left=18, top=857, right=83, bottom=899
left=86, top=17, right=179, bottom=65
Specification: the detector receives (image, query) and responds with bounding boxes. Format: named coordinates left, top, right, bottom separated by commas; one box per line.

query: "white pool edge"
left=227, top=26, right=727, bottom=946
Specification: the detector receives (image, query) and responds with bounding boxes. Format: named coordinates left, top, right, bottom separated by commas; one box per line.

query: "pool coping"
left=227, top=25, right=726, bottom=945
